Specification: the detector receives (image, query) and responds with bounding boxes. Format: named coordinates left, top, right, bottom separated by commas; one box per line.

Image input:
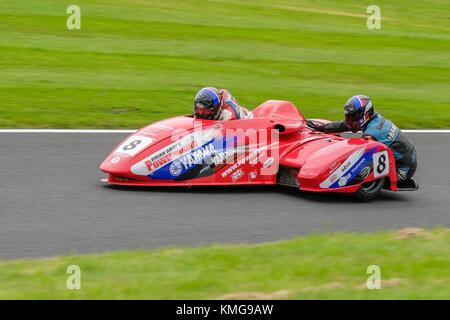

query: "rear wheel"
left=354, top=178, right=385, bottom=201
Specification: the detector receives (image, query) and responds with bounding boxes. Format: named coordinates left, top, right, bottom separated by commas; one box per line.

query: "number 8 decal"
left=373, top=150, right=389, bottom=178
left=123, top=140, right=142, bottom=151
left=114, top=135, right=155, bottom=157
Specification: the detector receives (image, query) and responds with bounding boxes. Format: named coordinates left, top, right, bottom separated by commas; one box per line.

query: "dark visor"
left=195, top=104, right=214, bottom=119
left=345, top=112, right=360, bottom=129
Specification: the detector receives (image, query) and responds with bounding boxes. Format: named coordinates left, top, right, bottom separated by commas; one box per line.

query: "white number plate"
left=114, top=135, right=155, bottom=157
left=373, top=150, right=389, bottom=178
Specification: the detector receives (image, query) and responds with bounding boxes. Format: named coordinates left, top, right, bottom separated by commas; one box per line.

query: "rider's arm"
left=217, top=109, right=233, bottom=121
left=314, top=120, right=349, bottom=133
left=220, top=90, right=248, bottom=120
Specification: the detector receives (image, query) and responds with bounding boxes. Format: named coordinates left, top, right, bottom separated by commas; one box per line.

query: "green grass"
left=0, top=0, right=449, bottom=128
left=1, top=229, right=449, bottom=299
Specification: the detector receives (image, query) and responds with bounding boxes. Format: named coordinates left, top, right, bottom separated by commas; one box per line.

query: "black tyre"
left=354, top=178, right=385, bottom=201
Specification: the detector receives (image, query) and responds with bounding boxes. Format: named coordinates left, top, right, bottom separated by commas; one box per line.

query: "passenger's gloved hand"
left=305, top=119, right=317, bottom=129
left=305, top=119, right=325, bottom=131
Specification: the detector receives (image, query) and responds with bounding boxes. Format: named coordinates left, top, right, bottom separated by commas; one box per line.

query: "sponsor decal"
left=176, top=143, right=216, bottom=172
left=169, top=161, right=183, bottom=177
left=320, top=147, right=366, bottom=189
left=387, top=124, right=398, bottom=140
left=131, top=128, right=276, bottom=181
left=398, top=169, right=407, bottom=180
left=231, top=168, right=244, bottom=182
left=209, top=145, right=245, bottom=167
left=146, top=140, right=218, bottom=180
left=220, top=141, right=278, bottom=178
left=329, top=161, right=340, bottom=174
left=326, top=147, right=379, bottom=189
left=144, top=140, right=198, bottom=173
left=131, top=125, right=222, bottom=176
left=330, top=148, right=378, bottom=189
left=221, top=146, right=269, bottom=178
left=338, top=173, right=351, bottom=187
left=340, top=161, right=352, bottom=173
left=359, top=166, right=371, bottom=180
left=263, top=157, right=274, bottom=168
left=248, top=170, right=258, bottom=182
left=330, top=174, right=338, bottom=183
left=351, top=157, right=367, bottom=176
left=339, top=159, right=370, bottom=187
left=376, top=117, right=386, bottom=131
left=110, top=156, right=121, bottom=164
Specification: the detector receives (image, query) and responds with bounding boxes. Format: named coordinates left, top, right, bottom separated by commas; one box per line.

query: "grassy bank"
left=0, top=0, right=449, bottom=128
left=1, top=228, right=449, bottom=299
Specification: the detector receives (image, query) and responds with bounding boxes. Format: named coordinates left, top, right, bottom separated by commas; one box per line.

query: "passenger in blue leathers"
left=306, top=95, right=417, bottom=185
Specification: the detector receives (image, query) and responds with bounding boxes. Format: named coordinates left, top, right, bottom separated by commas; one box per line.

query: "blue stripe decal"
left=329, top=147, right=378, bottom=189
left=201, top=88, right=220, bottom=106
left=148, top=135, right=239, bottom=180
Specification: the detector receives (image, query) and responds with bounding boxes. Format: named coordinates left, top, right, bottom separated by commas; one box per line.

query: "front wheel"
left=354, top=178, right=385, bottom=201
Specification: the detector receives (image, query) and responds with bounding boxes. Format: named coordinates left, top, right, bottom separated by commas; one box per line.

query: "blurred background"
left=0, top=0, right=449, bottom=129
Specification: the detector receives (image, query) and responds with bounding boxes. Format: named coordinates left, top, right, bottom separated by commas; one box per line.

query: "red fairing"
left=100, top=100, right=400, bottom=194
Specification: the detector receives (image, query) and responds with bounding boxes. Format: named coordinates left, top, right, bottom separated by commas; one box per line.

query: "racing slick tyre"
left=354, top=178, right=385, bottom=201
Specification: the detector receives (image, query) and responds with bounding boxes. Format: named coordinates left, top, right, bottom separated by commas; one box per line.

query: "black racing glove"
left=305, top=119, right=316, bottom=129
left=305, top=119, right=325, bottom=131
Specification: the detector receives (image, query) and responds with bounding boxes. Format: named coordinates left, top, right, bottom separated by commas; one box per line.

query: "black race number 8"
left=373, top=150, right=389, bottom=178
left=376, top=154, right=386, bottom=174
left=123, top=140, right=142, bottom=151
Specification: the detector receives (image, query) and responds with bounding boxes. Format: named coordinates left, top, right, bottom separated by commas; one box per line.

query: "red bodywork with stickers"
left=100, top=100, right=399, bottom=194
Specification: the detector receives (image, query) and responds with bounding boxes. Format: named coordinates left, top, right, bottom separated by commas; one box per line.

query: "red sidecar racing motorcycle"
left=100, top=100, right=418, bottom=200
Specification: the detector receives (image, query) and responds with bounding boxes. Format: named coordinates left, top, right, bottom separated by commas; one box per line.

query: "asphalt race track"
left=1, top=133, right=449, bottom=259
